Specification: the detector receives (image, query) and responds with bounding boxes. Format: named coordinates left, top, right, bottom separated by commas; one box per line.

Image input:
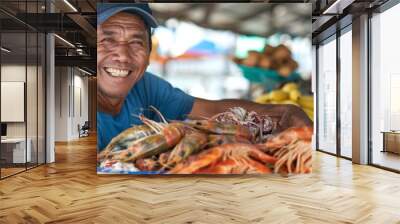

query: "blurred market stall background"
left=146, top=3, right=313, bottom=120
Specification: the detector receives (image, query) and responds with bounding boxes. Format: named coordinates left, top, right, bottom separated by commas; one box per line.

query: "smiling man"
left=97, top=3, right=312, bottom=151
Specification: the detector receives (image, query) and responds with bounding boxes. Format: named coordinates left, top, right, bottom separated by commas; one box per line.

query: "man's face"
left=97, top=12, right=150, bottom=99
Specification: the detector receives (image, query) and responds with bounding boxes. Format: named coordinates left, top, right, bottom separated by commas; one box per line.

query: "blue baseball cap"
left=97, top=3, right=158, bottom=29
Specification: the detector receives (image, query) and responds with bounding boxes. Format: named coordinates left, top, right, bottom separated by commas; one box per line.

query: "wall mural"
left=96, top=3, right=313, bottom=175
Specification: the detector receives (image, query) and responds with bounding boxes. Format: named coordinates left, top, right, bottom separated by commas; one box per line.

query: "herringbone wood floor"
left=1, top=167, right=25, bottom=177
left=1, top=135, right=400, bottom=224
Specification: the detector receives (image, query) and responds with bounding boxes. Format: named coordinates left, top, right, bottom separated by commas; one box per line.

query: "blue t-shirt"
left=97, top=72, right=194, bottom=151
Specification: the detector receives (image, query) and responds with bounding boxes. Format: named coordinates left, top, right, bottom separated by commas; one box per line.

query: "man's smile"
left=104, top=67, right=132, bottom=78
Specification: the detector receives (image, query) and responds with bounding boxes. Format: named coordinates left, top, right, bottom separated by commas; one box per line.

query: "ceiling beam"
left=152, top=4, right=208, bottom=22
left=217, top=5, right=275, bottom=32
left=174, top=3, right=206, bottom=20
left=13, top=13, right=83, bottom=32
left=312, top=15, right=335, bottom=33
left=323, top=0, right=355, bottom=14
left=201, top=4, right=216, bottom=25
left=238, top=5, right=274, bottom=22
left=55, top=55, right=95, bottom=68
left=67, top=13, right=96, bottom=46
left=152, top=4, right=310, bottom=38
left=85, top=0, right=96, bottom=12
left=154, top=10, right=309, bottom=37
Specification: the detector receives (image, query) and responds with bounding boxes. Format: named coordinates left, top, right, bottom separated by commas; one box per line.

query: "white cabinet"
left=1, top=138, right=32, bottom=163
left=1, top=82, right=25, bottom=122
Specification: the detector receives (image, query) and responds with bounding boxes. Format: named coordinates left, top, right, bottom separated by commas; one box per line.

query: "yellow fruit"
left=280, top=100, right=300, bottom=106
left=300, top=95, right=314, bottom=101
left=298, top=96, right=314, bottom=110
left=269, top=101, right=281, bottom=104
left=282, top=82, right=298, bottom=93
left=255, top=94, right=270, bottom=104
left=289, top=89, right=302, bottom=101
left=302, top=107, right=314, bottom=121
left=268, top=90, right=289, bottom=101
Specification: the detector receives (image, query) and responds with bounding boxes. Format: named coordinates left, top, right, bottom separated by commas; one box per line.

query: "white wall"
left=1, top=65, right=38, bottom=138
left=1, top=64, right=46, bottom=163
left=55, top=66, right=69, bottom=141
left=54, top=67, right=89, bottom=141
left=72, top=73, right=89, bottom=138
left=1, top=65, right=26, bottom=139
left=1, top=65, right=26, bottom=81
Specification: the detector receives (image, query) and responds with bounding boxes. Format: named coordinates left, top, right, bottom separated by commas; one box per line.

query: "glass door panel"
left=339, top=29, right=352, bottom=158
left=317, top=37, right=337, bottom=154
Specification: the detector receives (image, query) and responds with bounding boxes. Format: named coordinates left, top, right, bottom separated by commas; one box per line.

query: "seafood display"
left=169, top=144, right=277, bottom=174
left=257, top=126, right=313, bottom=174
left=210, top=107, right=275, bottom=142
left=97, top=107, right=313, bottom=175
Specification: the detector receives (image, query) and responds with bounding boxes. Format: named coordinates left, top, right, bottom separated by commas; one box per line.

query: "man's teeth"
left=105, top=68, right=130, bottom=77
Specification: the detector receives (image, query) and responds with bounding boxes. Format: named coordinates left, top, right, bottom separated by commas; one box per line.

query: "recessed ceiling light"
left=54, top=34, right=75, bottom=48
left=322, top=0, right=353, bottom=15
left=1, top=47, right=11, bottom=53
left=77, top=67, right=93, bottom=76
left=63, top=0, right=78, bottom=12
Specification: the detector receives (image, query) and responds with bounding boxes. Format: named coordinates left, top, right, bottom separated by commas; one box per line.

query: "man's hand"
left=274, top=104, right=312, bottom=133
left=190, top=98, right=312, bottom=132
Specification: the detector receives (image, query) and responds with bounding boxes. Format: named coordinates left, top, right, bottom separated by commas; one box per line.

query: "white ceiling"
left=150, top=3, right=311, bottom=37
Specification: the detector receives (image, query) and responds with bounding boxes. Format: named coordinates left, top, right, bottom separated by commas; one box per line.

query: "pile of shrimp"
left=97, top=107, right=313, bottom=175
